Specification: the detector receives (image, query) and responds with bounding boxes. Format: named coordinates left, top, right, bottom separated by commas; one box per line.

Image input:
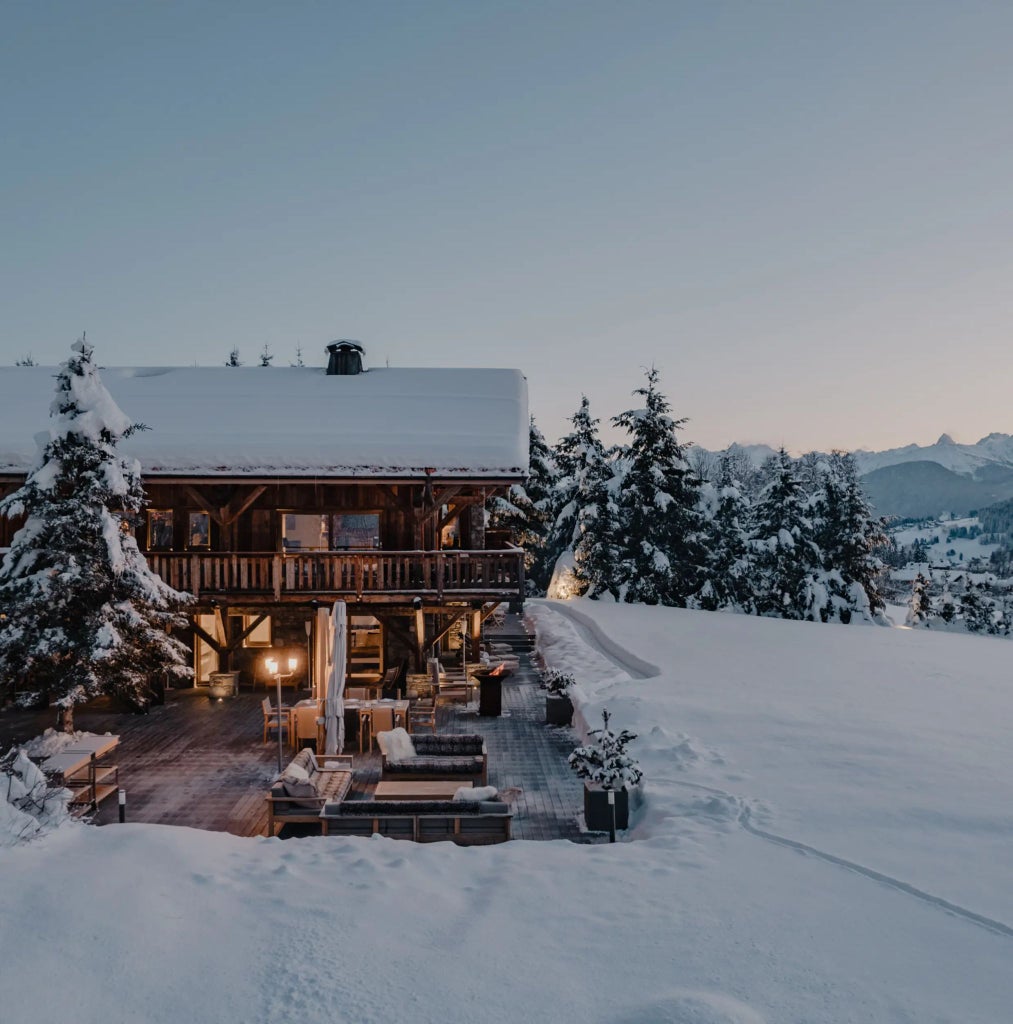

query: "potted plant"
left=542, top=668, right=575, bottom=726
left=568, top=708, right=642, bottom=832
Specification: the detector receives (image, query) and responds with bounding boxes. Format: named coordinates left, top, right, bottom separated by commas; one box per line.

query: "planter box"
left=584, top=783, right=629, bottom=832
left=545, top=694, right=573, bottom=726
left=208, top=672, right=240, bottom=699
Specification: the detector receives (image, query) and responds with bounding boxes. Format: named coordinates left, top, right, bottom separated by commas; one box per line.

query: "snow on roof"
left=0, top=366, right=529, bottom=478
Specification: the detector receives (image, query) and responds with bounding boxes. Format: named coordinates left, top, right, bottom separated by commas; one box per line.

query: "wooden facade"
left=0, top=473, right=525, bottom=684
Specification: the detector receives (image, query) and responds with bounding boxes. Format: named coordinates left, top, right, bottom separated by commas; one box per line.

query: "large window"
left=332, top=513, right=380, bottom=550
left=282, top=514, right=330, bottom=552
left=148, top=510, right=174, bottom=550
left=281, top=512, right=380, bottom=551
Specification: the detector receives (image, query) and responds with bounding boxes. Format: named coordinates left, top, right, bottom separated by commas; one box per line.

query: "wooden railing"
left=145, top=550, right=525, bottom=600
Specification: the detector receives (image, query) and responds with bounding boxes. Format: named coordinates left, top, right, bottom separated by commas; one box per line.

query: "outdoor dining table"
left=344, top=698, right=410, bottom=751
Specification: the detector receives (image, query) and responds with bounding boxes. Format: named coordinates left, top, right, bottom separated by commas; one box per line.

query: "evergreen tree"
left=0, top=340, right=193, bottom=731
left=906, top=571, right=931, bottom=627
left=960, top=580, right=993, bottom=634
left=752, top=448, right=827, bottom=620
left=225, top=347, right=242, bottom=367
left=694, top=452, right=756, bottom=612
left=612, top=368, right=705, bottom=606
left=259, top=344, right=274, bottom=367
left=572, top=439, right=622, bottom=601
left=488, top=417, right=558, bottom=595
left=545, top=397, right=607, bottom=597
left=291, top=344, right=306, bottom=368
left=812, top=451, right=887, bottom=622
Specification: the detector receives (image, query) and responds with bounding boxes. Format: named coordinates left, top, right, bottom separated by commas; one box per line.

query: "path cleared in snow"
left=539, top=599, right=659, bottom=679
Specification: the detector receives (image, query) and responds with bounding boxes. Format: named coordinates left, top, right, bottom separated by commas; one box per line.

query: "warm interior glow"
left=265, top=657, right=278, bottom=674
left=287, top=656, right=297, bottom=671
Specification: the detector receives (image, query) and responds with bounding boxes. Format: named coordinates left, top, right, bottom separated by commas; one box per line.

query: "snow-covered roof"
left=0, top=366, right=529, bottom=479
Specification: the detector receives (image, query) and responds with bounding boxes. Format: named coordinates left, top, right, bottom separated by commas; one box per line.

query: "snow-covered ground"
left=891, top=515, right=998, bottom=567
left=3, top=603, right=1012, bottom=1023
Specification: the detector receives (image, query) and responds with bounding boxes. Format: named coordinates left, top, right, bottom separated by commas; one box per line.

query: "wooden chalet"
left=0, top=342, right=529, bottom=689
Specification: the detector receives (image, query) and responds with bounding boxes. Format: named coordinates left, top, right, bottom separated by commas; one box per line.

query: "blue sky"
left=3, top=1, right=1013, bottom=452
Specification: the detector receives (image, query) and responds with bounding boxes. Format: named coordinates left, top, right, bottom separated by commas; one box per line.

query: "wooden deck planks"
left=0, top=615, right=599, bottom=842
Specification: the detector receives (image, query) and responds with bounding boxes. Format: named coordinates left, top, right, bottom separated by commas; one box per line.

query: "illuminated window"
left=148, top=510, right=174, bottom=550
left=229, top=613, right=272, bottom=647
left=188, top=511, right=210, bottom=548
left=281, top=514, right=329, bottom=552
left=332, top=513, right=380, bottom=550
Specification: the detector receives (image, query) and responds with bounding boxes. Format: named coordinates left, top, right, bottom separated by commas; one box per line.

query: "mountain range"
left=723, top=435, right=1013, bottom=520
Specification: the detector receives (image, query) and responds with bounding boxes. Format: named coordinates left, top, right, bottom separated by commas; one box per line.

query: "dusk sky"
left=3, top=2, right=1013, bottom=453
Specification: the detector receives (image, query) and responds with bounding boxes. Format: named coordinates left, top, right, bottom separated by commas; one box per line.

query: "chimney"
left=325, top=340, right=365, bottom=376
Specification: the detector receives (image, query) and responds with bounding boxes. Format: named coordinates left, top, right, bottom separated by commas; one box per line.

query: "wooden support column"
left=414, top=606, right=426, bottom=671
left=469, top=607, right=482, bottom=662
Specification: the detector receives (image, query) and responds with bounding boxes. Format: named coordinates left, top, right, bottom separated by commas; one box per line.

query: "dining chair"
left=407, top=697, right=437, bottom=735
left=368, top=706, right=395, bottom=751
left=346, top=687, right=369, bottom=701
left=293, top=704, right=322, bottom=751
left=262, top=697, right=289, bottom=744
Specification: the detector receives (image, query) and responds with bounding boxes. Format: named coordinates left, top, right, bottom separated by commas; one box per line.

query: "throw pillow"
left=282, top=777, right=318, bottom=802
left=283, top=761, right=310, bottom=782
left=385, top=727, right=416, bottom=762
left=453, top=785, right=498, bottom=802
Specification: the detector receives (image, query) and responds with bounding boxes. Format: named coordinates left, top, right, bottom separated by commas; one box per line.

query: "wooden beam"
left=414, top=606, right=426, bottom=670
left=424, top=609, right=467, bottom=656
left=413, top=485, right=464, bottom=524
left=182, top=484, right=266, bottom=528
left=480, top=601, right=503, bottom=624
left=183, top=485, right=225, bottom=527
left=225, top=613, right=268, bottom=651
left=190, top=621, right=223, bottom=654
left=220, top=485, right=268, bottom=526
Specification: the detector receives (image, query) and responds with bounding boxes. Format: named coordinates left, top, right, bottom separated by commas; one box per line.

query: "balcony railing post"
left=272, top=554, right=282, bottom=600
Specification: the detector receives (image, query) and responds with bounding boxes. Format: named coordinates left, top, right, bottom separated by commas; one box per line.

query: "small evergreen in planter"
left=568, top=708, right=642, bottom=831
left=542, top=668, right=575, bottom=726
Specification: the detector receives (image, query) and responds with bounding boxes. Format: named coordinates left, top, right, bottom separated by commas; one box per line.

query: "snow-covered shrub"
left=568, top=708, right=643, bottom=790
left=1, top=747, right=71, bottom=846
left=541, top=667, right=575, bottom=696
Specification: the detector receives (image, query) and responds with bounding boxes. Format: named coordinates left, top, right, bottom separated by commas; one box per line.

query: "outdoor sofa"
left=319, top=798, right=512, bottom=844
left=266, top=748, right=353, bottom=836
left=376, top=730, right=488, bottom=786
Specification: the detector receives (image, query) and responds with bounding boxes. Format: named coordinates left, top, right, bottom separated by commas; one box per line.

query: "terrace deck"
left=0, top=623, right=598, bottom=842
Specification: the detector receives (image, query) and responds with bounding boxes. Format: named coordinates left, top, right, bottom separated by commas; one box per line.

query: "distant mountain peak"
left=936, top=433, right=956, bottom=446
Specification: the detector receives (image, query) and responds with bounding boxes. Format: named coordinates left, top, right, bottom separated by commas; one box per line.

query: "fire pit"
left=472, top=663, right=512, bottom=717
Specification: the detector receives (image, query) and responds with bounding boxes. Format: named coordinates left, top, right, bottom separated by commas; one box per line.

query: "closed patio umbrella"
left=324, top=600, right=347, bottom=754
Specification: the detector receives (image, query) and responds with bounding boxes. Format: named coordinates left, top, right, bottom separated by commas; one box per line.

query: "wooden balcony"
left=146, top=549, right=525, bottom=603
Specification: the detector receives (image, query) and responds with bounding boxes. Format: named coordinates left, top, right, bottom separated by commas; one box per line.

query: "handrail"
left=145, top=550, right=524, bottom=599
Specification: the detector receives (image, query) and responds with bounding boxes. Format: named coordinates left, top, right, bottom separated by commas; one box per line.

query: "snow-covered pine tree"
left=694, top=451, right=756, bottom=613
left=0, top=340, right=193, bottom=731
left=751, top=448, right=827, bottom=620
left=225, top=347, right=242, bottom=367
left=572, top=438, right=622, bottom=601
left=612, top=367, right=705, bottom=606
left=545, top=397, right=608, bottom=598
left=811, top=451, right=887, bottom=623
left=259, top=344, right=274, bottom=367
left=487, top=417, right=558, bottom=595
left=960, top=580, right=994, bottom=634
left=906, top=571, right=931, bottom=627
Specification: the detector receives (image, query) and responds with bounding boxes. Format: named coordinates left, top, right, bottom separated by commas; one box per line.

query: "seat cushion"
left=388, top=756, right=484, bottom=776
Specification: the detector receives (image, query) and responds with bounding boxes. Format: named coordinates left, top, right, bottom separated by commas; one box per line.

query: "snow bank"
left=2, top=608, right=1012, bottom=1022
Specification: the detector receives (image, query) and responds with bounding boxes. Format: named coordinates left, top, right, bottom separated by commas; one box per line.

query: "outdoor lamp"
left=265, top=654, right=299, bottom=772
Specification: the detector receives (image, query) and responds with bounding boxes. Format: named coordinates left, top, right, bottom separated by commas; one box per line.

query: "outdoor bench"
left=266, top=748, right=353, bottom=836
left=379, top=733, right=488, bottom=786
left=319, top=799, right=512, bottom=844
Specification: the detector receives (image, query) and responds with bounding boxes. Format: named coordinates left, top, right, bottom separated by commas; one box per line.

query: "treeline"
left=906, top=570, right=1013, bottom=636
left=492, top=368, right=887, bottom=624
